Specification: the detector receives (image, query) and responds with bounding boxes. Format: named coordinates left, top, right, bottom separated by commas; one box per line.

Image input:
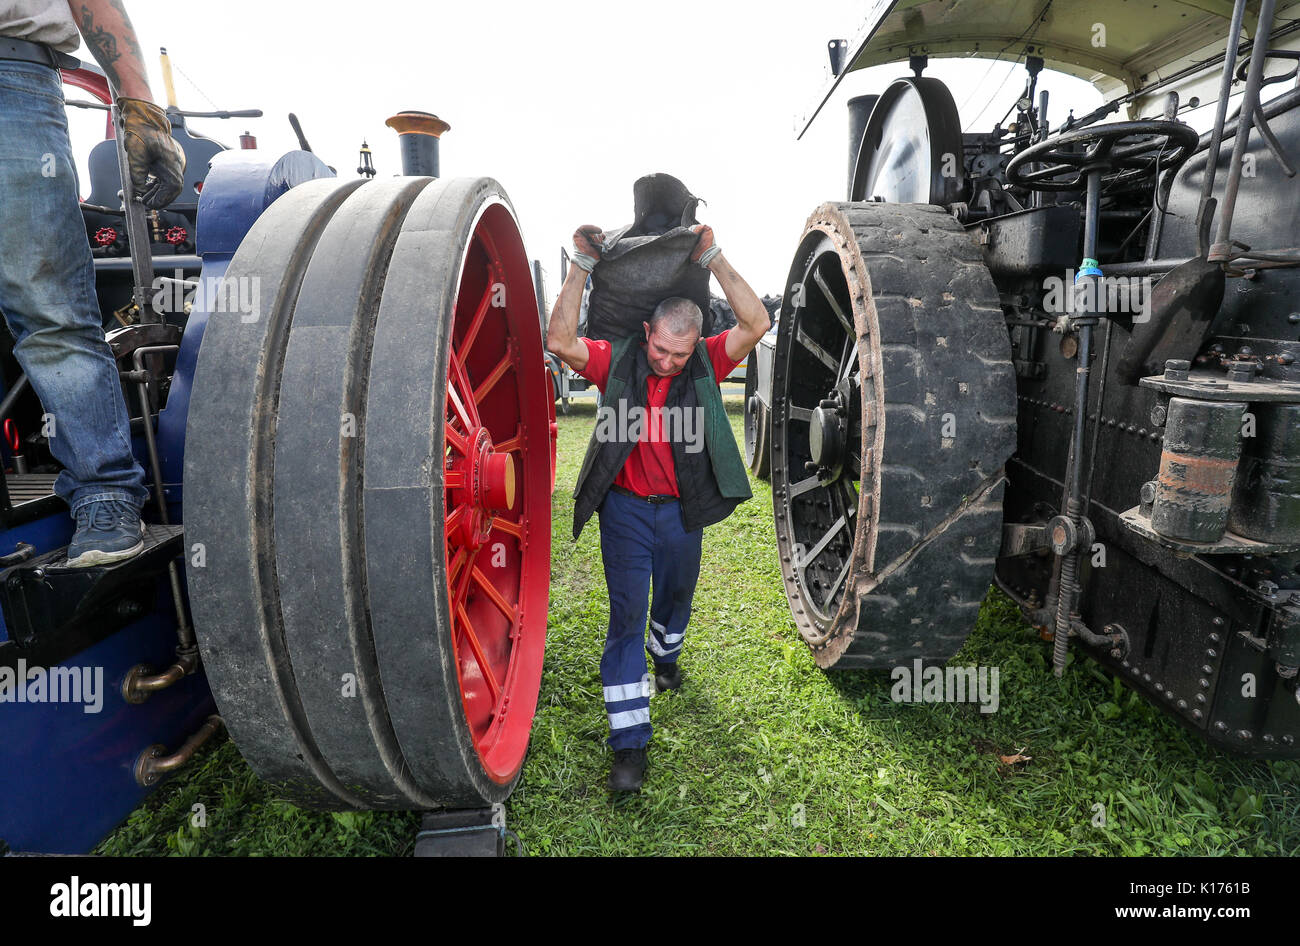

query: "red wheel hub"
left=448, top=426, right=517, bottom=548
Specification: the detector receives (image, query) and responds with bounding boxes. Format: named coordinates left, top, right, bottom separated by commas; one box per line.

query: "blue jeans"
left=0, top=61, right=147, bottom=513
left=597, top=489, right=704, bottom=750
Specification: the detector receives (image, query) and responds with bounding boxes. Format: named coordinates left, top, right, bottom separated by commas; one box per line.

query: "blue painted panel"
left=195, top=149, right=335, bottom=258
left=160, top=150, right=335, bottom=497
left=0, top=585, right=216, bottom=854
left=1, top=149, right=337, bottom=854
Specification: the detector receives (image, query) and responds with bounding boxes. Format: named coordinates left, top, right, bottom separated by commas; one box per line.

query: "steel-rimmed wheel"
left=185, top=176, right=551, bottom=809
left=743, top=363, right=771, bottom=479
left=437, top=198, right=548, bottom=783
left=771, top=202, right=1016, bottom=669
left=773, top=233, right=862, bottom=639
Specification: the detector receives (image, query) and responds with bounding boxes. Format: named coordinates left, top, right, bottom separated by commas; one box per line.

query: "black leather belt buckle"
left=611, top=484, right=675, bottom=504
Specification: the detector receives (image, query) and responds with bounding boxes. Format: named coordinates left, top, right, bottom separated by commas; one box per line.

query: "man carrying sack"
left=546, top=209, right=770, bottom=792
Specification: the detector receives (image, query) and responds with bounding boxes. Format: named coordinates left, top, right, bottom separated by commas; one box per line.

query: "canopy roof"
left=799, top=0, right=1288, bottom=137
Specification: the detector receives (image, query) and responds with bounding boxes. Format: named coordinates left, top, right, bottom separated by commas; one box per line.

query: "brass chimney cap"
left=385, top=111, right=451, bottom=137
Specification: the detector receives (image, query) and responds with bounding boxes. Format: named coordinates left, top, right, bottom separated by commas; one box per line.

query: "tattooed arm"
left=67, top=0, right=153, bottom=100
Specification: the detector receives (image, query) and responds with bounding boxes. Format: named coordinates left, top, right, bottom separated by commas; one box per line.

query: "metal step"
left=0, top=523, right=184, bottom=669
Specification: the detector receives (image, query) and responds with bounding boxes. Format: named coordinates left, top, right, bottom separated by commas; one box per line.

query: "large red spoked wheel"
left=184, top=176, right=552, bottom=809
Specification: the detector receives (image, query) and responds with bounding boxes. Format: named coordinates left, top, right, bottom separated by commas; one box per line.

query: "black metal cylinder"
left=1151, top=397, right=1246, bottom=542
left=846, top=94, right=879, bottom=199
left=1228, top=402, right=1300, bottom=543
left=385, top=111, right=450, bottom=178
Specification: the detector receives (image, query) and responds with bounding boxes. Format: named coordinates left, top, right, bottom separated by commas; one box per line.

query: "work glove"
left=572, top=225, right=604, bottom=272
left=690, top=224, right=721, bottom=268
left=118, top=98, right=186, bottom=209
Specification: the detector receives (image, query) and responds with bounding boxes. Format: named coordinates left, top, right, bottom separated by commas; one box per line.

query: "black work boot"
left=607, top=748, right=647, bottom=792
left=653, top=661, right=681, bottom=693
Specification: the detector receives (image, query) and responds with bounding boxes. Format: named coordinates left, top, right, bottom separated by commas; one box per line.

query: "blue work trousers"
left=0, top=61, right=147, bottom=512
left=597, top=489, right=704, bottom=750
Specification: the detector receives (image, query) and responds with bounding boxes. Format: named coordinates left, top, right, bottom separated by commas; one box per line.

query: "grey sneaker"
left=66, top=500, right=145, bottom=568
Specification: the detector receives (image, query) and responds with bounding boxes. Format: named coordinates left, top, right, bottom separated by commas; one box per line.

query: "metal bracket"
left=413, top=806, right=514, bottom=857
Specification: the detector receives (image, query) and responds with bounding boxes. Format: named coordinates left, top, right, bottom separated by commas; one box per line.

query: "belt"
left=0, top=36, right=80, bottom=71
left=610, top=484, right=676, bottom=505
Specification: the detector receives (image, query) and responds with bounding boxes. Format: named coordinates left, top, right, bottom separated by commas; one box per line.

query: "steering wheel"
left=1004, top=120, right=1201, bottom=192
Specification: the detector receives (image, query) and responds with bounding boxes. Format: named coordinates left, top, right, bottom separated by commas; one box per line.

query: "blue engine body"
left=0, top=146, right=334, bottom=854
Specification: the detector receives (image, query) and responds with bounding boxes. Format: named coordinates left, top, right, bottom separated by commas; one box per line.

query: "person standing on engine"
left=546, top=223, right=770, bottom=792
left=0, top=1, right=184, bottom=565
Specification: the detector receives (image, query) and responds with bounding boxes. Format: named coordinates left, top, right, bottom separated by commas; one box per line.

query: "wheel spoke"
left=841, top=479, right=859, bottom=519
left=474, top=351, right=512, bottom=405
left=788, top=474, right=822, bottom=498
left=444, top=468, right=467, bottom=490
left=796, top=324, right=839, bottom=374
left=445, top=423, right=469, bottom=457
left=826, top=476, right=851, bottom=524
left=813, top=267, right=854, bottom=337
left=445, top=504, right=466, bottom=538
left=473, top=564, right=518, bottom=623
left=837, top=333, right=856, bottom=385
left=455, top=601, right=502, bottom=703
left=494, top=428, right=523, bottom=453
left=459, top=280, right=497, bottom=360
left=492, top=516, right=524, bottom=540
left=824, top=554, right=853, bottom=604
left=789, top=404, right=814, bottom=423
left=447, top=346, right=480, bottom=430
left=798, top=513, right=846, bottom=569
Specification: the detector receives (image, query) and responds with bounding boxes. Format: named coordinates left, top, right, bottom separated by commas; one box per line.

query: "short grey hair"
left=648, top=296, right=703, bottom=338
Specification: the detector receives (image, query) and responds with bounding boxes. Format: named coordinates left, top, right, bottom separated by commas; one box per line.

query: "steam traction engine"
left=0, top=63, right=555, bottom=852
left=750, top=0, right=1300, bottom=755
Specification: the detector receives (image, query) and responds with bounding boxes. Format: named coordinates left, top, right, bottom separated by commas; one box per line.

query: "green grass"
left=97, top=395, right=1300, bottom=856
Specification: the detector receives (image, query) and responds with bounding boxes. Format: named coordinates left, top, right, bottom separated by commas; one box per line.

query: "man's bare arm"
left=68, top=0, right=152, bottom=99
left=545, top=264, right=590, bottom=372
left=710, top=253, right=772, bottom=363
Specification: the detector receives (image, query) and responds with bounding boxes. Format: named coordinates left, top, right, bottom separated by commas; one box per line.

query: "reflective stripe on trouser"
left=597, top=488, right=704, bottom=750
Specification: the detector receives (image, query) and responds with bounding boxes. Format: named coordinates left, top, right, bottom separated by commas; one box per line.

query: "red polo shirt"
left=578, top=331, right=741, bottom=497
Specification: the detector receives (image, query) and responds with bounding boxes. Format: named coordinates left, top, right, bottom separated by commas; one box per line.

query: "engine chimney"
left=385, top=110, right=451, bottom=177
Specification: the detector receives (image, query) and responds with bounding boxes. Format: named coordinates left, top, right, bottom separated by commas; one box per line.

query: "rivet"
left=1199, top=678, right=1210, bottom=688
left=1196, top=693, right=1207, bottom=704
left=1215, top=721, right=1229, bottom=732
left=1209, top=632, right=1221, bottom=643
left=1207, top=648, right=1218, bottom=658
left=1193, top=709, right=1203, bottom=719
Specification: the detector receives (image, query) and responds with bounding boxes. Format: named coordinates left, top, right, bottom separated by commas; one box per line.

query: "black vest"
left=572, top=336, right=752, bottom=539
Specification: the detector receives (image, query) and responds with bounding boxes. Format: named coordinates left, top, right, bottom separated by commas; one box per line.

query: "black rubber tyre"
left=743, top=365, right=770, bottom=479
left=184, top=178, right=366, bottom=809
left=771, top=202, right=1016, bottom=669
left=184, top=177, right=552, bottom=809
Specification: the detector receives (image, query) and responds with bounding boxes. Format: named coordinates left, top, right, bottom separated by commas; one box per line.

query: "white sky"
left=65, top=0, right=1102, bottom=300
